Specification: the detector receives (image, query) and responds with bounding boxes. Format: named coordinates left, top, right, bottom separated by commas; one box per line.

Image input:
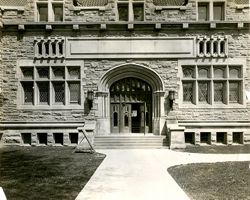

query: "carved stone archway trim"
left=96, top=63, right=165, bottom=135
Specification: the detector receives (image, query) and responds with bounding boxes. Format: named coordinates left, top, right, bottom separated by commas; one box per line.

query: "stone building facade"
left=0, top=0, right=249, bottom=148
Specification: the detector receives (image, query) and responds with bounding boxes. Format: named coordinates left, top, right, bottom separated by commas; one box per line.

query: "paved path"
left=75, top=149, right=250, bottom=200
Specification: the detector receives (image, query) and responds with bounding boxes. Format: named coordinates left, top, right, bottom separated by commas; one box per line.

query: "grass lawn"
left=175, top=144, right=250, bottom=154
left=0, top=146, right=105, bottom=200
left=168, top=161, right=250, bottom=200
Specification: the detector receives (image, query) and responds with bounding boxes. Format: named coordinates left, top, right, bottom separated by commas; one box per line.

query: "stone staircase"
left=94, top=134, right=169, bottom=149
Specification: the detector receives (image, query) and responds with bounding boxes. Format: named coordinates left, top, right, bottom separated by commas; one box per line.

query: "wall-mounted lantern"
left=169, top=90, right=175, bottom=110
left=87, top=90, right=94, bottom=109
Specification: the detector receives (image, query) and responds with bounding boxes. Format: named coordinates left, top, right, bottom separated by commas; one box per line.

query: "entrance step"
left=94, top=135, right=169, bottom=149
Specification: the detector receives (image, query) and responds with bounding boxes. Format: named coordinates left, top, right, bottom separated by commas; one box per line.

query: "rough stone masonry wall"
left=0, top=0, right=249, bottom=24
left=0, top=28, right=249, bottom=123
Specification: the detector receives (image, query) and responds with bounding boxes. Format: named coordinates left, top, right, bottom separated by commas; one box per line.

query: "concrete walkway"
left=75, top=149, right=250, bottom=200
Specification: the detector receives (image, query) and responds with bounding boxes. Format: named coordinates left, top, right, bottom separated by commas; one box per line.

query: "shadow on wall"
left=0, top=94, right=6, bottom=107
left=84, top=98, right=91, bottom=115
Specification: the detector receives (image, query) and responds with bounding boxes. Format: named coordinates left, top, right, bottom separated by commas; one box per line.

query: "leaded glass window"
left=69, top=82, right=80, bottom=104
left=183, top=82, right=193, bottom=102
left=20, top=65, right=81, bottom=107
left=38, top=82, right=49, bottom=104
left=198, top=82, right=209, bottom=103
left=229, top=67, right=241, bottom=78
left=22, top=68, right=33, bottom=79
left=183, top=67, right=194, bottom=78
left=229, top=82, right=240, bottom=103
left=53, top=67, right=65, bottom=79
left=214, top=67, right=225, bottom=78
left=53, top=82, right=65, bottom=104
left=37, top=67, right=49, bottom=79
left=214, top=82, right=225, bottom=103
left=23, top=82, right=34, bottom=104
left=68, top=66, right=80, bottom=79
left=198, top=67, right=209, bottom=78
left=182, top=64, right=243, bottom=105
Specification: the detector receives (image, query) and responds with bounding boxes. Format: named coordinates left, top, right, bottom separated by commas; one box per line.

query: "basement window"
left=216, top=132, right=227, bottom=144
left=53, top=133, right=64, bottom=145
left=232, top=132, right=243, bottom=144
left=185, top=132, right=195, bottom=144
left=69, top=133, right=78, bottom=144
left=37, top=133, right=48, bottom=145
left=200, top=132, right=211, bottom=144
left=21, top=133, right=32, bottom=145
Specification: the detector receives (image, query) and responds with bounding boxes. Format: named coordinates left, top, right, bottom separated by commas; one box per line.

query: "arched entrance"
left=110, top=78, right=152, bottom=134
left=96, top=63, right=165, bottom=135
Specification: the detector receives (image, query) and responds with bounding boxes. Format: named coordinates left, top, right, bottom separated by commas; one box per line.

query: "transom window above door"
left=110, top=77, right=152, bottom=103
left=117, top=0, right=144, bottom=21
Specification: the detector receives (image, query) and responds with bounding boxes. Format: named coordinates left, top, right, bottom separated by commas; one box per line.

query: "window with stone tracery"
left=182, top=65, right=243, bottom=105
left=20, top=65, right=82, bottom=107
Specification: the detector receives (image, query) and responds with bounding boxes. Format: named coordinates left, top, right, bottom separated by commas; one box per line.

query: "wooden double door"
left=110, top=78, right=152, bottom=134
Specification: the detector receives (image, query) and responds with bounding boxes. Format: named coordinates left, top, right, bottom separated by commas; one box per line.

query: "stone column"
left=96, top=91, right=110, bottom=135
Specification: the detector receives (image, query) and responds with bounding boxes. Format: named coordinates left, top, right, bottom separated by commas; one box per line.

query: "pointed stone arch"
left=98, top=63, right=164, bottom=92
left=96, top=63, right=165, bottom=135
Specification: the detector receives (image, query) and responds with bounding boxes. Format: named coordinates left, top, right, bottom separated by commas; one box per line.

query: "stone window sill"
left=0, top=6, right=24, bottom=11
left=72, top=6, right=106, bottom=11
left=236, top=5, right=249, bottom=10
left=179, top=103, right=246, bottom=109
left=18, top=105, right=84, bottom=110
left=155, top=6, right=187, bottom=11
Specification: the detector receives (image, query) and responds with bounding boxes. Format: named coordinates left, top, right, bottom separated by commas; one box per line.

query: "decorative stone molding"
left=197, top=36, right=228, bottom=58
left=34, top=37, right=65, bottom=59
